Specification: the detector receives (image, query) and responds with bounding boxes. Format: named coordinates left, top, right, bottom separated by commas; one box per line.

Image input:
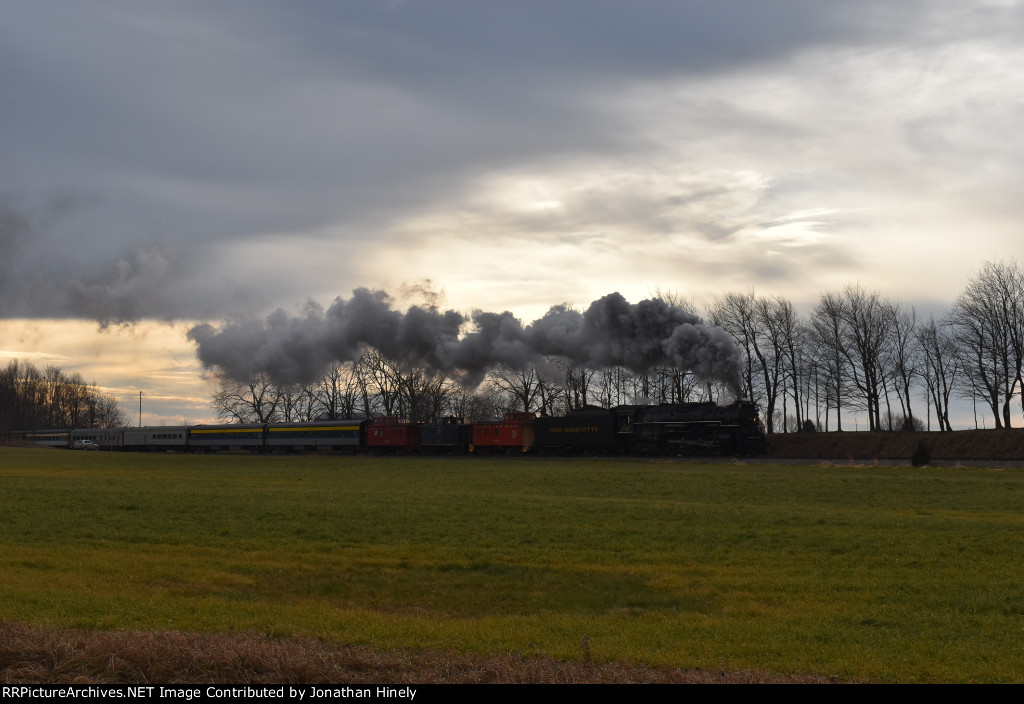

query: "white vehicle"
left=73, top=439, right=100, bottom=450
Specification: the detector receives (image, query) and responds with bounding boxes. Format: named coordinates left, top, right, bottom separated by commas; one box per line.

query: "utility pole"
left=139, top=391, right=143, bottom=427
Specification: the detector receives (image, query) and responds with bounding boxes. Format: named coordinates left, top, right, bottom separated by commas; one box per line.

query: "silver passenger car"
left=123, top=426, right=190, bottom=452
left=69, top=428, right=124, bottom=450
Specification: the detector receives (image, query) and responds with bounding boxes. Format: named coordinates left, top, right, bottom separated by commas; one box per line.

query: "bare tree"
left=595, top=366, right=633, bottom=408
left=310, top=362, right=363, bottom=419
left=356, top=347, right=453, bottom=422
left=277, top=383, right=319, bottom=422
left=444, top=384, right=501, bottom=422
left=949, top=260, right=1024, bottom=428
left=487, top=366, right=547, bottom=414
left=400, top=365, right=451, bottom=422
left=916, top=315, right=960, bottom=432
left=710, top=290, right=786, bottom=433
left=759, top=295, right=802, bottom=432
left=91, top=389, right=130, bottom=428
left=536, top=371, right=565, bottom=417
left=886, top=304, right=921, bottom=430
left=809, top=292, right=849, bottom=431
left=709, top=291, right=761, bottom=407
left=781, top=304, right=809, bottom=432
left=835, top=286, right=894, bottom=431
left=359, top=348, right=403, bottom=417
left=212, top=373, right=283, bottom=423
left=564, top=365, right=597, bottom=411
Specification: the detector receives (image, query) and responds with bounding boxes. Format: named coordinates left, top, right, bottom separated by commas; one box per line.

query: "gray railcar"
left=123, top=426, right=190, bottom=452
left=69, top=427, right=124, bottom=450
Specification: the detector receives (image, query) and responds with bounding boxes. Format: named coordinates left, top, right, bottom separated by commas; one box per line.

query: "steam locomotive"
left=14, top=401, right=766, bottom=456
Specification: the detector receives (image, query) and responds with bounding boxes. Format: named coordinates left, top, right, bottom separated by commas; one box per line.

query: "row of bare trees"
left=711, top=260, right=1024, bottom=432
left=209, top=259, right=1024, bottom=432
left=0, top=359, right=129, bottom=430
left=210, top=346, right=719, bottom=425
left=711, top=287, right=930, bottom=433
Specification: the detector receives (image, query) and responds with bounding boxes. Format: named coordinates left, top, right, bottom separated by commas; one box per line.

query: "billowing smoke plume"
left=188, top=289, right=743, bottom=394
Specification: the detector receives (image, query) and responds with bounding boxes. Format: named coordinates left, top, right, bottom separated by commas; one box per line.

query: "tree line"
left=715, top=259, right=1024, bottom=432
left=210, top=343, right=709, bottom=427
left=210, top=259, right=1024, bottom=433
left=709, top=259, right=1024, bottom=433
left=0, top=359, right=129, bottom=430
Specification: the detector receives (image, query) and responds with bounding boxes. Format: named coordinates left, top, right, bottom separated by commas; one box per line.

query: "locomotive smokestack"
left=187, top=288, right=744, bottom=392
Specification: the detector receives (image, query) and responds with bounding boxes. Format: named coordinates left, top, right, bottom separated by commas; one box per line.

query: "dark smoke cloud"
left=188, top=289, right=743, bottom=393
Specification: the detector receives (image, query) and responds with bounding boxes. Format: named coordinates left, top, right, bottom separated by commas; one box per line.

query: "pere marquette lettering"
left=1, top=686, right=417, bottom=700
left=548, top=426, right=599, bottom=433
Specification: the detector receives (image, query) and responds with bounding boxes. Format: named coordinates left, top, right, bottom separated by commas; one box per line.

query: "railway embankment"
left=765, top=427, right=1024, bottom=463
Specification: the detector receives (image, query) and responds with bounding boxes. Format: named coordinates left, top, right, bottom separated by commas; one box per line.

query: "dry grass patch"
left=0, top=622, right=846, bottom=684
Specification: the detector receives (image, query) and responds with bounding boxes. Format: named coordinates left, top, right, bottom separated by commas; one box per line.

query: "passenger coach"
left=187, top=423, right=265, bottom=452
left=265, top=420, right=364, bottom=452
left=123, top=426, right=189, bottom=452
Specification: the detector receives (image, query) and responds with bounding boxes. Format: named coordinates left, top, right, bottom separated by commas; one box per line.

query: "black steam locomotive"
left=533, top=401, right=766, bottom=456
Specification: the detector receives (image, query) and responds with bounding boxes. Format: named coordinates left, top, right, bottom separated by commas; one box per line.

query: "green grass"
left=2, top=448, right=1024, bottom=682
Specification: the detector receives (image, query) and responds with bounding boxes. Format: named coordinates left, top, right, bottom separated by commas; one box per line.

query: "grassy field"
left=2, top=448, right=1023, bottom=683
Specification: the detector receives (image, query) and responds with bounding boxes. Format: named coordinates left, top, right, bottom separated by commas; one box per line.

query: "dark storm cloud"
left=188, top=289, right=744, bottom=393
left=0, top=1, right=896, bottom=321
left=3, top=1, right=1023, bottom=323
left=0, top=196, right=262, bottom=323
left=261, top=1, right=862, bottom=85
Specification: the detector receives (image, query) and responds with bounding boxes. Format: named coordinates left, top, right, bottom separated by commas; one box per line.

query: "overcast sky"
left=2, top=1, right=1023, bottom=425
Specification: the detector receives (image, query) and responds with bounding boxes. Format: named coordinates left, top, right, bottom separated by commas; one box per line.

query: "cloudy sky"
left=2, top=1, right=1023, bottom=425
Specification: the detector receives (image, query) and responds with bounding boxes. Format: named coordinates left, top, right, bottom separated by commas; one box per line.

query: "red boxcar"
left=366, top=416, right=421, bottom=452
left=471, top=411, right=535, bottom=453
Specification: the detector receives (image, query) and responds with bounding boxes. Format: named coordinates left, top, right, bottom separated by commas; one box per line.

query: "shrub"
left=911, top=441, right=931, bottom=467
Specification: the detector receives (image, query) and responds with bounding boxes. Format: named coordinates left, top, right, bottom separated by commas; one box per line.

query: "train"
left=6, top=401, right=766, bottom=457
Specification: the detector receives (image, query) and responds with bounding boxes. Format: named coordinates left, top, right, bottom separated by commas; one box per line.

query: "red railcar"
left=366, top=415, right=421, bottom=453
left=471, top=411, right=535, bottom=454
